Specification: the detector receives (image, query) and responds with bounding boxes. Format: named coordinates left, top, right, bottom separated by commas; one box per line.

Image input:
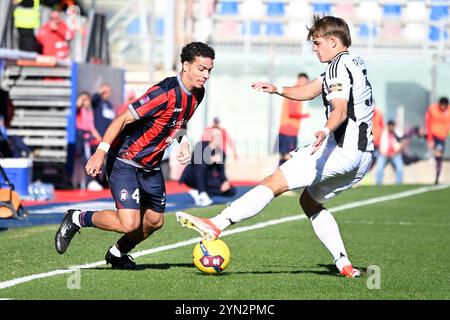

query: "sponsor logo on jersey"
left=169, top=119, right=188, bottom=128
left=330, top=83, right=343, bottom=92
left=173, top=107, right=182, bottom=112
left=139, top=96, right=150, bottom=105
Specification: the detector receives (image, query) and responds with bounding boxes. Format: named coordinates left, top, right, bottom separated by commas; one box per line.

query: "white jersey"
left=321, top=51, right=374, bottom=152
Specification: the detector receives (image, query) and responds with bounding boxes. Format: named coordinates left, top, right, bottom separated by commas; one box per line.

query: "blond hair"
left=307, top=15, right=352, bottom=47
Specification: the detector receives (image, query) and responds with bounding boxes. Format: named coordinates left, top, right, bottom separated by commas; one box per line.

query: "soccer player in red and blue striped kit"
left=55, top=42, right=215, bottom=269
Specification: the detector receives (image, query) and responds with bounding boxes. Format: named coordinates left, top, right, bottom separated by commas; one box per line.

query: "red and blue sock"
left=79, top=210, right=95, bottom=227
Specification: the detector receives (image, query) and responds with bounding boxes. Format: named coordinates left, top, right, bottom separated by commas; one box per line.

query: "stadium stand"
left=312, top=2, right=332, bottom=15
left=207, top=0, right=450, bottom=47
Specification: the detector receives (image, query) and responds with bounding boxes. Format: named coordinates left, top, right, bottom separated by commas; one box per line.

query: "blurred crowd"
left=13, top=0, right=86, bottom=60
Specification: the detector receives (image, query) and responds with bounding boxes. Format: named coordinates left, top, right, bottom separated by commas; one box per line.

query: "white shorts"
left=279, top=137, right=373, bottom=203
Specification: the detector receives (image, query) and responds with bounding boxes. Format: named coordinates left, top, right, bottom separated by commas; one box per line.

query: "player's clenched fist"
left=176, top=141, right=191, bottom=165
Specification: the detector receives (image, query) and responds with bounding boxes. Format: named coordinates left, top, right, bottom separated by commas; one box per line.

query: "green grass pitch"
left=0, top=184, right=449, bottom=300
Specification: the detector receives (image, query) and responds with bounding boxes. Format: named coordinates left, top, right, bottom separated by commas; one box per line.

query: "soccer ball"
left=192, top=239, right=230, bottom=274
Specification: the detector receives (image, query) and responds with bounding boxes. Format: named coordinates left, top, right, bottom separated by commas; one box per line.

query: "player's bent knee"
left=120, top=221, right=140, bottom=234
left=300, top=190, right=322, bottom=218
left=149, top=218, right=164, bottom=231
left=117, top=209, right=141, bottom=233
left=261, top=169, right=289, bottom=196
left=143, top=211, right=164, bottom=231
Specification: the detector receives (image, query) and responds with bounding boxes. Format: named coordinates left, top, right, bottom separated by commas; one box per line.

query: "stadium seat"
left=127, top=17, right=164, bottom=37
left=241, top=21, right=262, bottom=36
left=403, top=1, right=427, bottom=22
left=312, top=2, right=332, bottom=15
left=357, top=1, right=382, bottom=25
left=217, top=0, right=239, bottom=15
left=380, top=3, right=402, bottom=40
left=266, top=22, right=284, bottom=36
left=358, top=23, right=377, bottom=38
left=429, top=25, right=449, bottom=41
left=127, top=18, right=139, bottom=35
left=241, top=0, right=265, bottom=18
left=286, top=0, right=312, bottom=20
left=429, top=25, right=440, bottom=41
left=155, top=18, right=164, bottom=37
left=266, top=1, right=285, bottom=16
left=240, top=0, right=264, bottom=36
left=265, top=1, right=285, bottom=37
left=402, top=22, right=427, bottom=42
left=430, top=4, right=449, bottom=21
left=382, top=4, right=402, bottom=18
left=286, top=21, right=309, bottom=40
left=285, top=0, right=311, bottom=40
left=333, top=2, right=355, bottom=20
left=214, top=20, right=240, bottom=38
left=381, top=21, right=402, bottom=40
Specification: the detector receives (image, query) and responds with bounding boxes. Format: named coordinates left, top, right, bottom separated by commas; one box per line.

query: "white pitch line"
left=0, top=184, right=448, bottom=291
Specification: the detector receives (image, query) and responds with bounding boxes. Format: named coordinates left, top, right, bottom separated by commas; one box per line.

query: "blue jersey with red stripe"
left=111, top=75, right=204, bottom=169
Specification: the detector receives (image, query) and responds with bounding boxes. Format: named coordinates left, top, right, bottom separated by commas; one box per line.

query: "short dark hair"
left=439, top=96, right=449, bottom=106
left=297, top=72, right=309, bottom=79
left=180, top=42, right=215, bottom=64
left=307, top=15, right=352, bottom=47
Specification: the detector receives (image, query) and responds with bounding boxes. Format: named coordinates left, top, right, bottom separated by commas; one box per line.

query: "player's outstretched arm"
left=251, top=77, right=322, bottom=101
left=86, top=109, right=136, bottom=177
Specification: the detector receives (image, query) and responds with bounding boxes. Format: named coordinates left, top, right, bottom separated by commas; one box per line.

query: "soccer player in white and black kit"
left=176, top=16, right=374, bottom=278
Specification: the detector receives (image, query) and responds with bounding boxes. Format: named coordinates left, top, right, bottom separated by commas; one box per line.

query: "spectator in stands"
left=277, top=73, right=310, bottom=166
left=92, top=83, right=115, bottom=137
left=425, top=96, right=450, bottom=184
left=91, top=83, right=115, bottom=189
left=76, top=92, right=101, bottom=146
left=0, top=88, right=14, bottom=157
left=41, top=0, right=87, bottom=16
left=73, top=92, right=102, bottom=190
left=375, top=120, right=404, bottom=185
left=36, top=10, right=74, bottom=59
left=370, top=105, right=384, bottom=170
left=0, top=89, right=30, bottom=158
left=180, top=128, right=236, bottom=206
left=0, top=115, right=13, bottom=158
left=116, top=90, right=136, bottom=115
left=201, top=117, right=238, bottom=162
left=13, top=0, right=41, bottom=53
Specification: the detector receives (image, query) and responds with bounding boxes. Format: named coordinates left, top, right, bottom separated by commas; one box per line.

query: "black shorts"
left=278, top=133, right=298, bottom=155
left=106, top=157, right=166, bottom=213
left=433, top=136, right=446, bottom=153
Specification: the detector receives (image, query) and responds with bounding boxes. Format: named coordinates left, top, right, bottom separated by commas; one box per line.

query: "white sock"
left=109, top=244, right=122, bottom=257
left=210, top=185, right=274, bottom=230
left=72, top=211, right=81, bottom=228
left=310, top=209, right=348, bottom=264
left=335, top=255, right=352, bottom=272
